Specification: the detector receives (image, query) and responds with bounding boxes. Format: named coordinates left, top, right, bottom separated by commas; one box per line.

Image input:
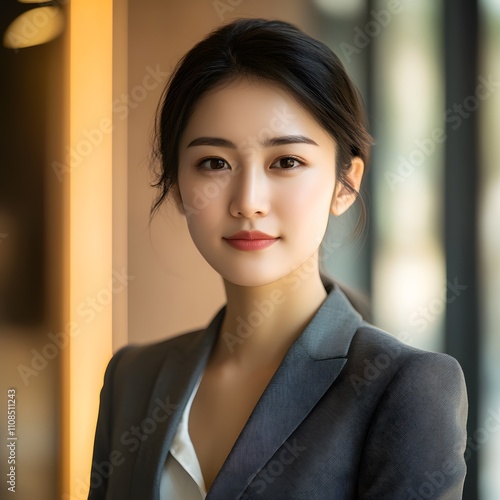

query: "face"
left=175, top=78, right=346, bottom=287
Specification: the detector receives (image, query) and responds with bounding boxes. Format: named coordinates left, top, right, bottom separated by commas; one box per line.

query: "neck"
left=213, top=258, right=328, bottom=370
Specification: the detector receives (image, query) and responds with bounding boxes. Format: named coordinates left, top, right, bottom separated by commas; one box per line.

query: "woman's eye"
left=271, top=156, right=303, bottom=170
left=198, top=158, right=229, bottom=170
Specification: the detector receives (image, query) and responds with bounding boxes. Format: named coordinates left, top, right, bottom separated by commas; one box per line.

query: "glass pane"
left=372, top=1, right=445, bottom=353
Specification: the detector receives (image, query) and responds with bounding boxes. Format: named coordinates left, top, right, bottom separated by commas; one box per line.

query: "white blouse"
left=160, top=370, right=207, bottom=499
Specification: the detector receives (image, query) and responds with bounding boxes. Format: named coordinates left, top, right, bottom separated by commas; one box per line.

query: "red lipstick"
left=223, top=230, right=279, bottom=251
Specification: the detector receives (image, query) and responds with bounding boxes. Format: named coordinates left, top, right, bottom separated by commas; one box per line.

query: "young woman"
left=89, top=18, right=468, bottom=499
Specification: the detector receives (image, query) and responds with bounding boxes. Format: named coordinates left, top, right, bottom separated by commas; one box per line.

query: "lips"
left=224, top=230, right=277, bottom=240
left=223, top=230, right=279, bottom=251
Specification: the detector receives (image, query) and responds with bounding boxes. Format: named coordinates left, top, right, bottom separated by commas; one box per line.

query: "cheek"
left=178, top=171, right=212, bottom=211
left=178, top=176, right=227, bottom=237
left=275, top=175, right=334, bottom=233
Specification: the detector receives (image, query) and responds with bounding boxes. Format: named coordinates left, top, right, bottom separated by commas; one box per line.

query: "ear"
left=170, top=183, right=186, bottom=215
left=330, top=157, right=364, bottom=216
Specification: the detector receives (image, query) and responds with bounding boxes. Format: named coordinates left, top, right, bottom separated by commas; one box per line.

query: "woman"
left=88, top=18, right=468, bottom=499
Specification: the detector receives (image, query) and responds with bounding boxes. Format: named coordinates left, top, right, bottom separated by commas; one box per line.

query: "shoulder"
left=102, top=328, right=206, bottom=391
left=344, top=322, right=467, bottom=405
left=348, top=324, right=468, bottom=497
left=115, top=327, right=205, bottom=364
left=351, top=321, right=465, bottom=377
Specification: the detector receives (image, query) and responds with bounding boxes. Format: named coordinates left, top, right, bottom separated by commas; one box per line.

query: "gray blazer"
left=88, top=280, right=468, bottom=499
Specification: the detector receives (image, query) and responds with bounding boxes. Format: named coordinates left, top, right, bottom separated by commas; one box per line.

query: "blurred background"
left=0, top=0, right=498, bottom=498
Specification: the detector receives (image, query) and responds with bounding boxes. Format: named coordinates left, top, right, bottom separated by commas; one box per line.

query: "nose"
left=229, top=165, right=270, bottom=218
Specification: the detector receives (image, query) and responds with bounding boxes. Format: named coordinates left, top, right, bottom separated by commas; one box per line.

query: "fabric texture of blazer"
left=88, top=279, right=468, bottom=499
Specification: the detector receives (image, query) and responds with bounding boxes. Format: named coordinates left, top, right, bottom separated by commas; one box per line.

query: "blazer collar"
left=130, top=307, right=224, bottom=498
left=208, top=278, right=363, bottom=499
left=131, top=278, right=363, bottom=499
left=295, top=276, right=364, bottom=360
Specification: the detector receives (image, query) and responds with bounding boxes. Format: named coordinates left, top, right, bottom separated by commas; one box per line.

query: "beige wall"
left=126, top=0, right=315, bottom=345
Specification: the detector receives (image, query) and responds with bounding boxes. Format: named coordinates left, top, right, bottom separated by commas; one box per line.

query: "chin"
left=218, top=266, right=286, bottom=288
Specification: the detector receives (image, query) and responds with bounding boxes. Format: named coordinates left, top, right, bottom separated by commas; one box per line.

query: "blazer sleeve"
left=357, top=351, right=468, bottom=499
left=88, top=345, right=132, bottom=500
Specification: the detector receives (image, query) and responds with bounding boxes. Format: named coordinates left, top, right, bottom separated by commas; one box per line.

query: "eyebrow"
left=186, top=134, right=318, bottom=148
left=263, top=135, right=318, bottom=147
left=187, top=137, right=235, bottom=148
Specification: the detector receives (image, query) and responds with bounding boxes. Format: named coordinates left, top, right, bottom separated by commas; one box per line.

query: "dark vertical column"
left=363, top=0, right=375, bottom=298
left=443, top=1, right=480, bottom=498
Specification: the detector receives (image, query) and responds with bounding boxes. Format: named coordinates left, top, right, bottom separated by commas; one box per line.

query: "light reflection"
left=312, top=0, right=364, bottom=17
left=374, top=247, right=445, bottom=352
left=3, top=6, right=64, bottom=49
left=373, top=0, right=444, bottom=355
left=390, top=47, right=437, bottom=142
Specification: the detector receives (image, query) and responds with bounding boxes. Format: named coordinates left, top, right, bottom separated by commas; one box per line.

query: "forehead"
left=180, top=78, right=334, bottom=149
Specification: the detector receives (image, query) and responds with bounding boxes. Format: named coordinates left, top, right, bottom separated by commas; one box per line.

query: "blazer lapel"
left=130, top=307, right=224, bottom=499
left=207, top=282, right=363, bottom=499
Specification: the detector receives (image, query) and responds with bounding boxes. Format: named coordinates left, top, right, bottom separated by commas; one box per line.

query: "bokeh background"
left=0, top=0, right=498, bottom=498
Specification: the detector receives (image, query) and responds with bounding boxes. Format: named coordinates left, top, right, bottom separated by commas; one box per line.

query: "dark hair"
left=150, top=18, right=372, bottom=235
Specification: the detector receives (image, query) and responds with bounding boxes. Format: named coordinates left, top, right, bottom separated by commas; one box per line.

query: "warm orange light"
left=63, top=0, right=114, bottom=497
left=3, top=6, right=64, bottom=49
